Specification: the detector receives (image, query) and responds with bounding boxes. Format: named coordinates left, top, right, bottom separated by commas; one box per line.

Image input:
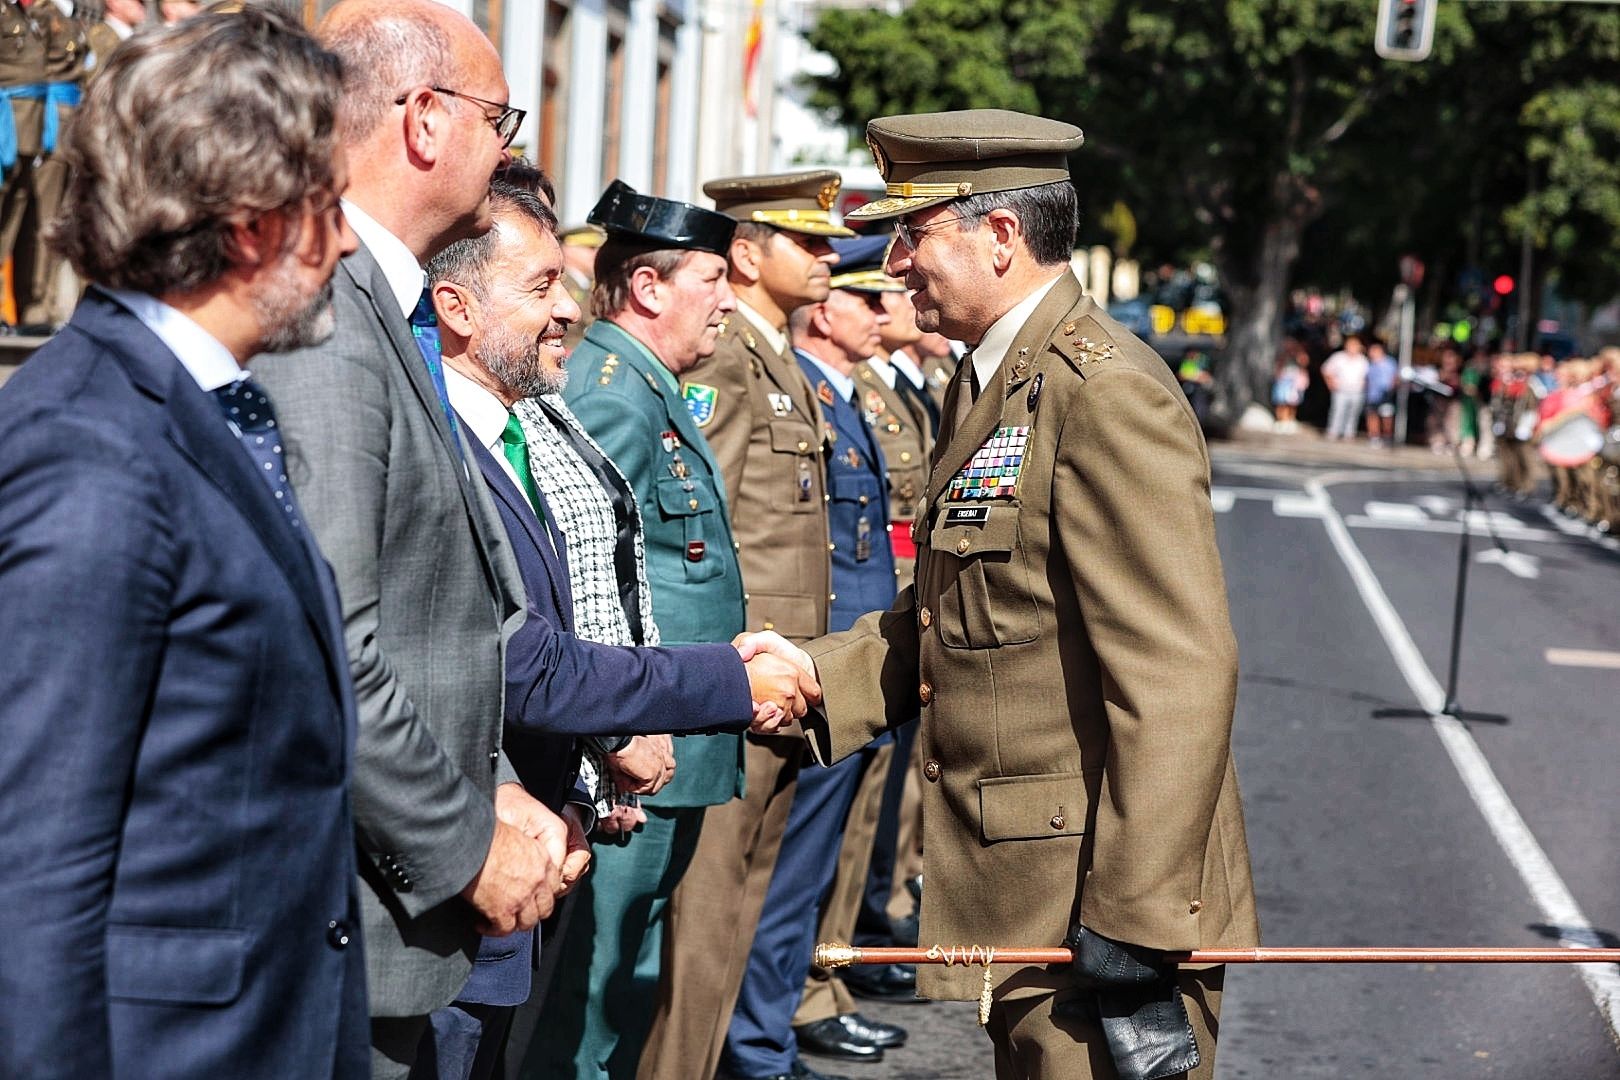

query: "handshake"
left=734, top=630, right=822, bottom=734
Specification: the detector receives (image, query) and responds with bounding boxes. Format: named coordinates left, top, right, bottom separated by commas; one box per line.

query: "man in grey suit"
left=252, top=2, right=567, bottom=1076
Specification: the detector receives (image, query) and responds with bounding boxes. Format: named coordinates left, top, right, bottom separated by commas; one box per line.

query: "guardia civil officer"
left=780, top=110, right=1260, bottom=1080
left=639, top=171, right=853, bottom=1080
left=539, top=181, right=753, bottom=1079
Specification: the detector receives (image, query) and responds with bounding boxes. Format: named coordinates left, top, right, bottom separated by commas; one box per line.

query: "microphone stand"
left=1439, top=391, right=1512, bottom=719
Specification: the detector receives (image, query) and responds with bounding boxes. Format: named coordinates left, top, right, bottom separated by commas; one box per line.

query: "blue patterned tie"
left=409, top=286, right=463, bottom=450
left=212, top=378, right=305, bottom=533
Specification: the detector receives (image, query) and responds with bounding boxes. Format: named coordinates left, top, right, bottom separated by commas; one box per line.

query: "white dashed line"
left=1307, top=475, right=1620, bottom=1055
left=1364, top=501, right=1430, bottom=524
left=1545, top=648, right=1620, bottom=670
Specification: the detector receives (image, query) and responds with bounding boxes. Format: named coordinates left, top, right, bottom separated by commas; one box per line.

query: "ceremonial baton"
left=813, top=942, right=1620, bottom=1024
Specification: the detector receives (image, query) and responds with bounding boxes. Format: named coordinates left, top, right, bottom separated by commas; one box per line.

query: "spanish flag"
left=743, top=0, right=764, bottom=117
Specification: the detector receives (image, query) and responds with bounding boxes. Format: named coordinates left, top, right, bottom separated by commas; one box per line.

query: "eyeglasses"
left=396, top=86, right=525, bottom=148
left=893, top=214, right=965, bottom=251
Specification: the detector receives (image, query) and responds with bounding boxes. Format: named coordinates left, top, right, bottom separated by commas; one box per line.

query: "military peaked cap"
left=587, top=179, right=736, bottom=255
left=828, top=233, right=904, bottom=293
left=847, top=109, right=1084, bottom=221
left=702, top=169, right=856, bottom=237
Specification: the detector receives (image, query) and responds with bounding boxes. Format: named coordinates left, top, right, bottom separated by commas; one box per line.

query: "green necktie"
left=500, top=412, right=546, bottom=523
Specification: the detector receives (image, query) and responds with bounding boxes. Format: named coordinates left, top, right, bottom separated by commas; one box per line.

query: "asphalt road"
left=815, top=445, right=1620, bottom=1079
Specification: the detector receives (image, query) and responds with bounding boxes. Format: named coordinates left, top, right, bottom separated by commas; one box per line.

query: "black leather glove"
left=1062, top=923, right=1199, bottom=1080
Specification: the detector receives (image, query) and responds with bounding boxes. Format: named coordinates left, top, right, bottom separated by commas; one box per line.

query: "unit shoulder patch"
left=682, top=383, right=719, bottom=427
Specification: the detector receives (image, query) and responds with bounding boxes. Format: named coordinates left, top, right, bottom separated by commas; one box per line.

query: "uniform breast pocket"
left=768, top=419, right=819, bottom=513
left=656, top=477, right=724, bottom=583
left=929, top=509, right=1040, bottom=649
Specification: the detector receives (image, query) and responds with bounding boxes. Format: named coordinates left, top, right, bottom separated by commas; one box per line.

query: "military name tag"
left=944, top=505, right=991, bottom=526
left=946, top=425, right=1029, bottom=501
left=686, top=540, right=706, bottom=562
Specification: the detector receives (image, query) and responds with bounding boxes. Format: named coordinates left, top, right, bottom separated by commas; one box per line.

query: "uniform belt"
left=889, top=519, right=916, bottom=561
left=0, top=83, right=45, bottom=171
left=42, top=81, right=81, bottom=155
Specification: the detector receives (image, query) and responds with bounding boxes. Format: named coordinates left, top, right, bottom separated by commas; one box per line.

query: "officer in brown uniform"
left=793, top=110, right=1259, bottom=1080
left=12, top=0, right=86, bottom=330
left=639, top=170, right=852, bottom=1080
left=0, top=0, right=46, bottom=327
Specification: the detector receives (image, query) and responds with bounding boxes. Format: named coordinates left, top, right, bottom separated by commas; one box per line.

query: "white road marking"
left=1308, top=475, right=1620, bottom=1055
left=1545, top=648, right=1620, bottom=670
left=1417, top=495, right=1456, bottom=516
left=1539, top=505, right=1620, bottom=553
left=1210, top=489, right=1236, bottom=513
left=1475, top=549, right=1541, bottom=579
left=1341, top=515, right=1572, bottom=545
left=1364, top=501, right=1430, bottom=523
left=1272, top=492, right=1330, bottom=518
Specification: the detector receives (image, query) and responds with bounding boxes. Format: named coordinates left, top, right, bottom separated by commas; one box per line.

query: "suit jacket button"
left=923, top=758, right=941, bottom=782
left=489, top=750, right=499, bottom=764
left=327, top=921, right=351, bottom=949
left=1189, top=899, right=1203, bottom=915
left=797, top=440, right=809, bottom=452
left=920, top=606, right=932, bottom=628
left=1050, top=814, right=1065, bottom=830
left=917, top=681, right=933, bottom=705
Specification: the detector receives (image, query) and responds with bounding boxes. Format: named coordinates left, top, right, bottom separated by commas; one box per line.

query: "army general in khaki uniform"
left=792, top=111, right=1259, bottom=1080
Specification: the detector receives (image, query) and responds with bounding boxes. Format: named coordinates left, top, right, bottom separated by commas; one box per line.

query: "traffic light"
left=1375, top=0, right=1436, bottom=62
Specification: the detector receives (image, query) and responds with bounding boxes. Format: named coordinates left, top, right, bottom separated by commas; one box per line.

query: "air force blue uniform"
left=723, top=351, right=897, bottom=1078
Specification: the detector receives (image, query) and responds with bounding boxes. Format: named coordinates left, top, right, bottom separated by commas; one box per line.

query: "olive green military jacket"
left=857, top=360, right=930, bottom=584
left=919, top=352, right=957, bottom=414
left=680, top=309, right=831, bottom=644
left=804, top=270, right=1259, bottom=1001
left=0, top=5, right=46, bottom=160
left=564, top=319, right=745, bottom=807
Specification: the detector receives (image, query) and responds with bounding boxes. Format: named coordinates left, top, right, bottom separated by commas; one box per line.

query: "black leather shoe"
left=835, top=1011, right=906, bottom=1048
left=842, top=962, right=922, bottom=1002
left=793, top=1017, right=884, bottom=1061
left=721, top=1059, right=854, bottom=1080
left=791, top=1060, right=854, bottom=1080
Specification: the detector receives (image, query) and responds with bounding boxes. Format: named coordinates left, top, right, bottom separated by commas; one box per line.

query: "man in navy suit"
left=0, top=11, right=368, bottom=1079
left=422, top=181, right=821, bottom=1076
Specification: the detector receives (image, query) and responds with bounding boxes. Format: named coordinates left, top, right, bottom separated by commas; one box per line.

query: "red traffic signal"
left=1493, top=274, right=1515, bottom=296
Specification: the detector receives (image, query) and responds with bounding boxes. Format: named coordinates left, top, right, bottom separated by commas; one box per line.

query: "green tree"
left=806, top=0, right=1620, bottom=420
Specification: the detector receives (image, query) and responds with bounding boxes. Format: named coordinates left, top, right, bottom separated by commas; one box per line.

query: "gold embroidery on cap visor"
left=845, top=192, right=961, bottom=221
left=748, top=208, right=856, bottom=237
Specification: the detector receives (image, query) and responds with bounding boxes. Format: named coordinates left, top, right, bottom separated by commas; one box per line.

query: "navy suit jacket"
left=456, top=414, right=754, bottom=1007
left=0, top=291, right=367, bottom=1079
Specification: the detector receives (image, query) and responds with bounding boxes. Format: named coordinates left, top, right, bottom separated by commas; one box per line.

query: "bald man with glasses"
left=250, top=2, right=559, bottom=1077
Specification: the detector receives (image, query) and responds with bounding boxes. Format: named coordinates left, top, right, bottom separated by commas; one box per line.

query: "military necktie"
left=409, top=287, right=463, bottom=452
left=950, top=351, right=976, bottom=441
left=212, top=377, right=306, bottom=534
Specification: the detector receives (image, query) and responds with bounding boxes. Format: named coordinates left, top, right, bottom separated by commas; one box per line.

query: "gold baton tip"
left=815, top=942, right=859, bottom=969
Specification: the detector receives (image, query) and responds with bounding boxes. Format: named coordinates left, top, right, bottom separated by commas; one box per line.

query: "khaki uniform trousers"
left=637, top=736, right=800, bottom=1080
left=792, top=739, right=895, bottom=1024
left=986, top=965, right=1224, bottom=1080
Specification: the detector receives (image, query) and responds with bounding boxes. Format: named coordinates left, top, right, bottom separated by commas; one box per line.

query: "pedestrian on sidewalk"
left=1322, top=334, right=1369, bottom=440
left=1364, top=339, right=1398, bottom=445
left=1272, top=337, right=1309, bottom=433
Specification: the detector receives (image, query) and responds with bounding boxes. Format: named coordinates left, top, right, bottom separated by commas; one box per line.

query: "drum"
left=1538, top=411, right=1605, bottom=468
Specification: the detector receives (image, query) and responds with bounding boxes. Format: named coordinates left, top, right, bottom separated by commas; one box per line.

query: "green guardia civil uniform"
left=527, top=191, right=745, bottom=1080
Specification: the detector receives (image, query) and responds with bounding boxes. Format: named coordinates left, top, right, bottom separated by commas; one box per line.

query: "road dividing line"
left=1364, top=501, right=1429, bottom=523
left=1307, top=476, right=1620, bottom=1055
left=1545, top=648, right=1620, bottom=670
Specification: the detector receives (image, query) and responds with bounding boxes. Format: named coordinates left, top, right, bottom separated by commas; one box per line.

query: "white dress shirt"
left=971, top=273, right=1064, bottom=391
left=341, top=200, right=425, bottom=318
left=888, top=349, right=928, bottom=391
left=867, top=354, right=898, bottom=389
left=104, top=288, right=244, bottom=395
left=442, top=364, right=527, bottom=500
